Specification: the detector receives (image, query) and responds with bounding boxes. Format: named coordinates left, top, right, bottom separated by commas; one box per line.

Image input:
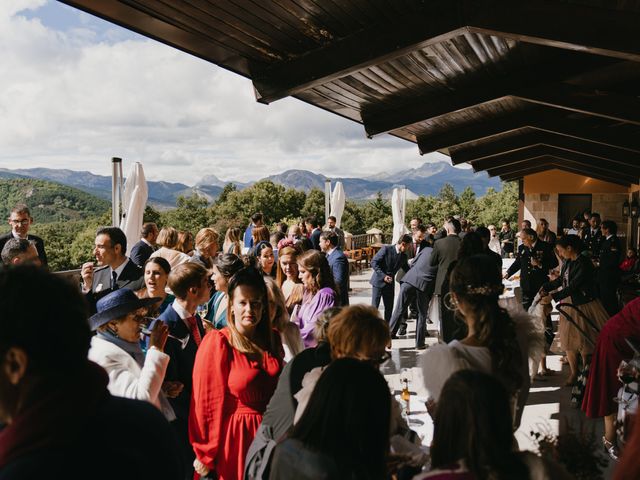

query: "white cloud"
left=0, top=1, right=454, bottom=186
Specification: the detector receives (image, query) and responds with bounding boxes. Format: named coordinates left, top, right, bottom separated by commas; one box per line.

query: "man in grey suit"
left=389, top=244, right=437, bottom=349
left=81, top=226, right=145, bottom=313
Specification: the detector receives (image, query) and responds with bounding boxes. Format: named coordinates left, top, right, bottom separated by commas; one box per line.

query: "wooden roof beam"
left=499, top=161, right=632, bottom=186
left=251, top=6, right=466, bottom=104
left=469, top=1, right=640, bottom=63
left=483, top=154, right=639, bottom=183
left=451, top=131, right=640, bottom=167
left=418, top=110, right=640, bottom=154
left=514, top=84, right=640, bottom=126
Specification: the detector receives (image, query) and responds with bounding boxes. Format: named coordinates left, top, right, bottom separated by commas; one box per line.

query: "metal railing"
left=348, top=233, right=392, bottom=249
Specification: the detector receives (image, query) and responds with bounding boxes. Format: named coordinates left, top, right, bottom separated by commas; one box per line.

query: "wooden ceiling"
left=61, top=0, right=640, bottom=185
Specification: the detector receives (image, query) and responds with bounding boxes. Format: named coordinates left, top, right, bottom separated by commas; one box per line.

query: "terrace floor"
left=347, top=267, right=616, bottom=478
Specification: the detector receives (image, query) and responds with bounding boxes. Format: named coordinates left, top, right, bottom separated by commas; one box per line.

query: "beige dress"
left=558, top=296, right=608, bottom=354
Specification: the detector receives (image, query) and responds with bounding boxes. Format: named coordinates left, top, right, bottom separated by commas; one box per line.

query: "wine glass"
left=141, top=317, right=190, bottom=350
left=196, top=303, right=209, bottom=320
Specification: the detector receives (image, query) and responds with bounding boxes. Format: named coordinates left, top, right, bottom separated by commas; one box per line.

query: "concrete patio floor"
left=347, top=267, right=616, bottom=478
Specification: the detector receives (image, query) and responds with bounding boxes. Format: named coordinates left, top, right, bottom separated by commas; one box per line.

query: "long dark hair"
left=431, top=370, right=529, bottom=480
left=297, top=249, right=337, bottom=296
left=450, top=255, right=523, bottom=393
left=226, top=266, right=279, bottom=356
left=290, top=358, right=390, bottom=479
left=457, top=231, right=484, bottom=259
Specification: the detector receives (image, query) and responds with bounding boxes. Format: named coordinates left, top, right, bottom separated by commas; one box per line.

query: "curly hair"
left=450, top=254, right=523, bottom=394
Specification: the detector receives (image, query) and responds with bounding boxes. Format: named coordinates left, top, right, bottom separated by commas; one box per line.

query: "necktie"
left=111, top=271, right=118, bottom=291
left=186, top=316, right=202, bottom=346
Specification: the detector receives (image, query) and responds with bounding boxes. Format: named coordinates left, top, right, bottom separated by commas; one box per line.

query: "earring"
left=443, top=292, right=458, bottom=311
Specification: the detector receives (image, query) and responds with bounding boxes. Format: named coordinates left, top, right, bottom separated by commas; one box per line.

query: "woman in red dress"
left=189, top=267, right=283, bottom=480
left=582, top=297, right=640, bottom=460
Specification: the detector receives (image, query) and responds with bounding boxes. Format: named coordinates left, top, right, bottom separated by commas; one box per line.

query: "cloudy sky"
left=0, top=0, right=453, bottom=185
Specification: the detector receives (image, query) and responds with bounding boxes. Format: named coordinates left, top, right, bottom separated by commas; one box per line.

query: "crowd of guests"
left=3, top=203, right=640, bottom=478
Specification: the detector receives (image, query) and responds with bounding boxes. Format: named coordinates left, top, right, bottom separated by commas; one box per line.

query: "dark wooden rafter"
left=450, top=131, right=640, bottom=167
left=250, top=0, right=640, bottom=104
left=418, top=110, right=640, bottom=154
left=494, top=159, right=633, bottom=186
left=483, top=154, right=639, bottom=183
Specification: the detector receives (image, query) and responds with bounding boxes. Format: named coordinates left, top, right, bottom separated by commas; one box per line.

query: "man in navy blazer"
left=81, top=227, right=145, bottom=314
left=307, top=216, right=322, bottom=250
left=129, top=222, right=158, bottom=267
left=320, top=230, right=350, bottom=306
left=156, top=262, right=209, bottom=480
left=370, top=234, right=411, bottom=322
left=389, top=245, right=437, bottom=349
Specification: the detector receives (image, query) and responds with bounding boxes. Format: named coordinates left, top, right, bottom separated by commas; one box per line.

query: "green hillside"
left=0, top=178, right=110, bottom=224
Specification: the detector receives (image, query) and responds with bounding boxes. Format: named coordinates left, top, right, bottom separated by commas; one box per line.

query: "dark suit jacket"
left=0, top=232, right=47, bottom=265
left=369, top=245, right=408, bottom=289
left=506, top=240, right=558, bottom=293
left=156, top=304, right=205, bottom=423
left=129, top=239, right=154, bottom=267
left=583, top=227, right=603, bottom=258
left=543, top=255, right=597, bottom=305
left=327, top=248, right=349, bottom=306
left=402, top=246, right=437, bottom=294
left=310, top=228, right=321, bottom=250
left=598, top=235, right=623, bottom=283
left=430, top=235, right=462, bottom=295
left=85, top=259, right=145, bottom=313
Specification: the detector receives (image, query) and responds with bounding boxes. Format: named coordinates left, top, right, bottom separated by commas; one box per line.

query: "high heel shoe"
left=603, top=436, right=620, bottom=461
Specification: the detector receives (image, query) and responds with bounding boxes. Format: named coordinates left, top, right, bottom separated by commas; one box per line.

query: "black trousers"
left=598, top=280, right=621, bottom=317
left=390, top=283, right=430, bottom=347
left=372, top=284, right=395, bottom=322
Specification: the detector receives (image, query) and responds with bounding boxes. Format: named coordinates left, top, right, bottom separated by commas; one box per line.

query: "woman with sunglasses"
left=87, top=289, right=176, bottom=421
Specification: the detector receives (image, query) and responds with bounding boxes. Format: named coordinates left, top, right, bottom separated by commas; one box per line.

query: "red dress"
left=189, top=328, right=283, bottom=480
left=582, top=297, right=640, bottom=418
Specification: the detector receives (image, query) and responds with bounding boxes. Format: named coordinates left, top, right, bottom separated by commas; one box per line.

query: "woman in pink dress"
left=189, top=267, right=283, bottom=480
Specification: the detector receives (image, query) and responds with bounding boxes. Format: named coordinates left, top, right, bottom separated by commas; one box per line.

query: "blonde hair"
left=195, top=228, right=219, bottom=253
left=264, top=277, right=290, bottom=331
left=276, top=246, right=301, bottom=286
left=223, top=228, right=242, bottom=255
left=157, top=227, right=179, bottom=249
left=327, top=305, right=390, bottom=360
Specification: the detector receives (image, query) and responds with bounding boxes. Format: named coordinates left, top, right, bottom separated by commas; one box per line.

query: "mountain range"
left=0, top=162, right=501, bottom=208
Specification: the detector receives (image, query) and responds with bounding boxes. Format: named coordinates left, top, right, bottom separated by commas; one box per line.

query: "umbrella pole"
left=111, top=157, right=122, bottom=227
left=324, top=178, right=331, bottom=227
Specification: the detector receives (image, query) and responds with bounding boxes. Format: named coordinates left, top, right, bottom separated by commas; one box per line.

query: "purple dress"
left=295, top=287, right=337, bottom=348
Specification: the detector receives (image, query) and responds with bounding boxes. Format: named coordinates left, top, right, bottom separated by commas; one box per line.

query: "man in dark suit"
left=505, top=228, right=559, bottom=310
left=81, top=227, right=145, bottom=313
left=396, top=226, right=430, bottom=332
left=598, top=220, right=623, bottom=316
left=389, top=245, right=437, bottom=348
left=156, top=262, right=209, bottom=480
left=475, top=226, right=503, bottom=276
left=307, top=216, right=322, bottom=251
left=370, top=234, right=411, bottom=322
left=320, top=230, right=349, bottom=306
left=583, top=212, right=603, bottom=259
left=129, top=222, right=158, bottom=267
left=0, top=204, right=47, bottom=266
left=431, top=219, right=462, bottom=298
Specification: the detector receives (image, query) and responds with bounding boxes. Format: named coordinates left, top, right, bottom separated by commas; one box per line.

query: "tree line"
left=28, top=180, right=517, bottom=271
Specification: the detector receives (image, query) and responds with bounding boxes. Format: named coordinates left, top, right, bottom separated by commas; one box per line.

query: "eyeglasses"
left=373, top=351, right=392, bottom=365
left=10, top=219, right=30, bottom=226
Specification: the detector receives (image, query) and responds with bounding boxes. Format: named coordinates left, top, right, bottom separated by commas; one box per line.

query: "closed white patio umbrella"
left=120, top=162, right=148, bottom=256
left=329, top=181, right=346, bottom=228
left=391, top=187, right=409, bottom=244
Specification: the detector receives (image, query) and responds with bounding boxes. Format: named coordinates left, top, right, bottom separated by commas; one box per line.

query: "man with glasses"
left=0, top=204, right=47, bottom=265
left=81, top=226, right=144, bottom=313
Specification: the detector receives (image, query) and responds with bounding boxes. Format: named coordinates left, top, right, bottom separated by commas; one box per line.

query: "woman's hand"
left=162, top=381, right=184, bottom=398
left=193, top=459, right=210, bottom=477
left=149, top=321, right=169, bottom=351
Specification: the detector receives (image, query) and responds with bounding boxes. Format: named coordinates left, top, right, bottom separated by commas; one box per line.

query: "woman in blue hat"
left=87, top=288, right=176, bottom=420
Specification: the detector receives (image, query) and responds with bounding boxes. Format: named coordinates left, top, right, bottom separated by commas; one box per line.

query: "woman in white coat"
left=88, top=288, right=176, bottom=421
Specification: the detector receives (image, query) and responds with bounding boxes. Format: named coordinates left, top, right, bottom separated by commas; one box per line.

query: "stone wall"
left=523, top=193, right=559, bottom=231
left=592, top=193, right=627, bottom=227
